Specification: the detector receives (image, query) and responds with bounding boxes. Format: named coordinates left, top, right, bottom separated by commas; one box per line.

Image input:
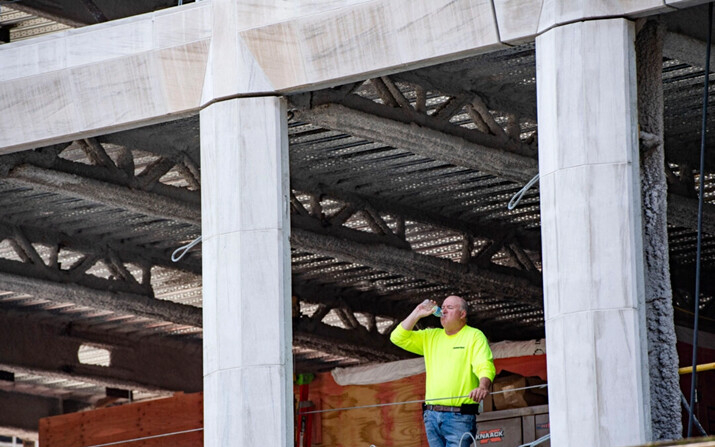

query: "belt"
left=423, top=404, right=461, bottom=413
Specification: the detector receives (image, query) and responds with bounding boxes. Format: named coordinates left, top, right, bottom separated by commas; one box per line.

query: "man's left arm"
left=468, top=331, right=496, bottom=403
left=468, top=376, right=492, bottom=402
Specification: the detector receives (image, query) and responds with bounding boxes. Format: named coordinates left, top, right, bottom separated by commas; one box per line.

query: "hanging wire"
left=171, top=235, right=202, bottom=262
left=688, top=1, right=713, bottom=437
left=508, top=174, right=540, bottom=210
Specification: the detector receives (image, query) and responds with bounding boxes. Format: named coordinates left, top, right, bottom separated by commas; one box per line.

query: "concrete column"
left=536, top=19, right=652, bottom=446
left=200, top=96, right=292, bottom=446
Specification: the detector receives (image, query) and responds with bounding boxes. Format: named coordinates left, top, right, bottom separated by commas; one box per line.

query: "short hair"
left=446, top=295, right=468, bottom=314
left=458, top=298, right=468, bottom=313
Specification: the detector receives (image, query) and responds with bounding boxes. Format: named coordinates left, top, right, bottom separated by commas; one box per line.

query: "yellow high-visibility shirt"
left=390, top=324, right=495, bottom=407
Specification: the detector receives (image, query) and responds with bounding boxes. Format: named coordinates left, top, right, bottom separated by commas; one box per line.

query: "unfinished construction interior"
left=1, top=0, right=715, bottom=446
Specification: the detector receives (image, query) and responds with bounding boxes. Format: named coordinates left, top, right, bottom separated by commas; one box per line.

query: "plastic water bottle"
left=422, top=299, right=442, bottom=317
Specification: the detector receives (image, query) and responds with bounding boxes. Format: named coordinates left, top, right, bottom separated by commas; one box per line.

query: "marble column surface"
left=536, top=18, right=651, bottom=446
left=200, top=97, right=292, bottom=447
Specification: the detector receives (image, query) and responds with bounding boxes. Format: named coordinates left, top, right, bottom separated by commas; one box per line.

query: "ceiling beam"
left=291, top=227, right=543, bottom=306
left=291, top=179, right=542, bottom=252
left=293, top=317, right=409, bottom=363
left=6, top=164, right=200, bottom=226
left=0, top=304, right=401, bottom=393
left=0, top=256, right=151, bottom=298
left=292, top=280, right=412, bottom=319
left=0, top=221, right=201, bottom=276
left=293, top=83, right=534, bottom=156
left=0, top=216, right=538, bottom=349
left=99, top=116, right=201, bottom=160
left=291, top=103, right=538, bottom=185
left=0, top=271, right=202, bottom=327
left=293, top=278, right=540, bottom=335
left=0, top=311, right=203, bottom=394
left=0, top=143, right=201, bottom=206
left=393, top=64, right=537, bottom=120
left=0, top=374, right=98, bottom=403
left=1, top=235, right=536, bottom=368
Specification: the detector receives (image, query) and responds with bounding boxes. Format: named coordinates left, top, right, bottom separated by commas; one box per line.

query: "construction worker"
left=390, top=295, right=495, bottom=447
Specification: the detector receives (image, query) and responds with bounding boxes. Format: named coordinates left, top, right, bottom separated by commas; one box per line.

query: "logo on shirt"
left=453, top=346, right=466, bottom=349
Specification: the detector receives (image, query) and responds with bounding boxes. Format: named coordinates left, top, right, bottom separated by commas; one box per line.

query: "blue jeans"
left=423, top=410, right=477, bottom=447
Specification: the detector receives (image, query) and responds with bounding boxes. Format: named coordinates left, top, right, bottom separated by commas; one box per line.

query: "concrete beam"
left=0, top=0, right=680, bottom=153
left=0, top=2, right=212, bottom=154
left=492, top=0, right=674, bottom=44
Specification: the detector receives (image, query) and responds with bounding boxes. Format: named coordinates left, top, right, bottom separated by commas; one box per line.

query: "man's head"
left=440, top=295, right=468, bottom=334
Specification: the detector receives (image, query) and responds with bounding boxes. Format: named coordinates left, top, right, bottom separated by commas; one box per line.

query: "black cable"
left=688, top=1, right=713, bottom=437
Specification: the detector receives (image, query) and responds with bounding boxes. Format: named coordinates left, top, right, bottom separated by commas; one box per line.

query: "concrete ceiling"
left=1, top=3, right=715, bottom=441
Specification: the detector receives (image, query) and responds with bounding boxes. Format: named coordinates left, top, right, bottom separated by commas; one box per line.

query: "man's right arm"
left=399, top=299, right=437, bottom=330
left=389, top=300, right=437, bottom=355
